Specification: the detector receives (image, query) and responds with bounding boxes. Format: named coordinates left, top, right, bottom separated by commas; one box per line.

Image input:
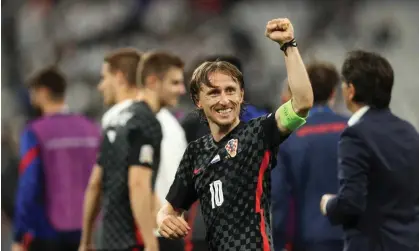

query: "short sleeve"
left=127, top=127, right=155, bottom=169
left=258, top=113, right=290, bottom=148
left=166, top=145, right=198, bottom=210
left=96, top=135, right=106, bottom=166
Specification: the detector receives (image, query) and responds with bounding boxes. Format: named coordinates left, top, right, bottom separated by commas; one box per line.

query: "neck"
left=350, top=103, right=366, bottom=114
left=42, top=101, right=66, bottom=115
left=116, top=87, right=139, bottom=104
left=137, top=89, right=161, bottom=114
left=208, top=118, right=241, bottom=142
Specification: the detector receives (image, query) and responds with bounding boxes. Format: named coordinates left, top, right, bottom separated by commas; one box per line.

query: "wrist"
left=280, top=38, right=297, bottom=55
left=143, top=235, right=158, bottom=246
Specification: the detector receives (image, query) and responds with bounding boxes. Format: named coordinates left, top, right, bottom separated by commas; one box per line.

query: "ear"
left=194, top=91, right=204, bottom=109
left=348, top=83, right=355, bottom=100
left=240, top=89, right=244, bottom=103
left=196, top=98, right=202, bottom=109
left=115, top=71, right=125, bottom=83
left=145, top=75, right=159, bottom=89
left=38, top=86, right=49, bottom=97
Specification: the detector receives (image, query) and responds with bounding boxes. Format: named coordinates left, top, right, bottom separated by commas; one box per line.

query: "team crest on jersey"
left=225, top=139, right=238, bottom=158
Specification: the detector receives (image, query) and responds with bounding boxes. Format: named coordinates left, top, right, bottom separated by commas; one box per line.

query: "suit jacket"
left=326, top=108, right=419, bottom=251
left=272, top=105, right=347, bottom=250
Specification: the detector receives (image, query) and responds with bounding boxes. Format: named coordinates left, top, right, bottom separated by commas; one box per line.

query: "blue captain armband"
left=278, top=99, right=307, bottom=131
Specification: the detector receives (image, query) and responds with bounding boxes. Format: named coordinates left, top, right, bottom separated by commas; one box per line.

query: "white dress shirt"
left=347, top=106, right=370, bottom=126
left=155, top=108, right=187, bottom=204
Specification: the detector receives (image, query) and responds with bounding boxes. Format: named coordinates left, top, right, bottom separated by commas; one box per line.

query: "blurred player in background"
left=272, top=62, right=347, bottom=251
left=320, top=51, right=419, bottom=251
left=79, top=48, right=143, bottom=251
left=79, top=50, right=185, bottom=251
left=137, top=53, right=187, bottom=251
left=12, top=67, right=101, bottom=251
left=157, top=18, right=313, bottom=250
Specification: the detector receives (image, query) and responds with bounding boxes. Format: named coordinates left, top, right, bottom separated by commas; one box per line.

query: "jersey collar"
left=308, top=105, right=333, bottom=117
left=212, top=121, right=245, bottom=147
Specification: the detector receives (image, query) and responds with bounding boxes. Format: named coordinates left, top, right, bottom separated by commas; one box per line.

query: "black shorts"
left=26, top=238, right=79, bottom=251
left=98, top=238, right=184, bottom=251
left=159, top=237, right=184, bottom=251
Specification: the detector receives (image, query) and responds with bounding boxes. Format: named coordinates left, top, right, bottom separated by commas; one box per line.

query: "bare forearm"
left=80, top=187, right=101, bottom=245
left=130, top=185, right=156, bottom=245
left=283, top=47, right=313, bottom=116
left=153, top=195, right=162, bottom=227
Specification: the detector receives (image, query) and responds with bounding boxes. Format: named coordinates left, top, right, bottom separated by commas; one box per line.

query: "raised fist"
left=265, top=18, right=294, bottom=44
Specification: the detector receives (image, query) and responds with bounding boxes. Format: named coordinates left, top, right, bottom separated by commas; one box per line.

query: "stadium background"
left=1, top=0, right=418, bottom=249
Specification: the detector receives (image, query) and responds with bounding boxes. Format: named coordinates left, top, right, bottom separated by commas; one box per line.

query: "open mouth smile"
left=216, top=108, right=233, bottom=115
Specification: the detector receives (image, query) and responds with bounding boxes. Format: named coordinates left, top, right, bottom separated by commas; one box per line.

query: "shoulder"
left=245, top=113, right=272, bottom=127
left=158, top=108, right=186, bottom=136
left=323, top=112, right=349, bottom=123
left=181, top=111, right=201, bottom=127
left=185, top=134, right=212, bottom=156
left=190, top=133, right=211, bottom=148
left=157, top=108, right=181, bottom=127
left=128, top=103, right=161, bottom=137
left=19, top=125, right=39, bottom=148
left=21, top=124, right=36, bottom=138
left=335, top=113, right=350, bottom=122
left=340, top=123, right=366, bottom=142
left=102, top=100, right=134, bottom=127
left=29, top=116, right=48, bottom=128
left=129, top=102, right=159, bottom=125
left=73, top=115, right=100, bottom=130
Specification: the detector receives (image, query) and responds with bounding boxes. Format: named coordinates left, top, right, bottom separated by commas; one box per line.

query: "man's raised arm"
left=265, top=18, right=313, bottom=133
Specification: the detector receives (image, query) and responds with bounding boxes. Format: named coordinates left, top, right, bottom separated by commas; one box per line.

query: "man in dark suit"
left=320, top=50, right=419, bottom=251
left=272, top=62, right=347, bottom=251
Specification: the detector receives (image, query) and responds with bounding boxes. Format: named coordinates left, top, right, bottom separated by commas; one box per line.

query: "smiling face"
left=197, top=71, right=244, bottom=127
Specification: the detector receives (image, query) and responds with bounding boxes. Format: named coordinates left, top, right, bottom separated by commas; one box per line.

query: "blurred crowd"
left=2, top=0, right=419, bottom=250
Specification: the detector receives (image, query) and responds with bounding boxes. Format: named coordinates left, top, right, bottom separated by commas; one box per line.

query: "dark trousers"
left=27, top=239, right=79, bottom=251
left=292, top=240, right=344, bottom=251
left=185, top=240, right=209, bottom=251
left=159, top=237, right=184, bottom=251
left=118, top=238, right=183, bottom=251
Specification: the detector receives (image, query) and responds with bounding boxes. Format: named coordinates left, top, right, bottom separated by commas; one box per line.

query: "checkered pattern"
left=166, top=114, right=288, bottom=251
left=98, top=101, right=162, bottom=250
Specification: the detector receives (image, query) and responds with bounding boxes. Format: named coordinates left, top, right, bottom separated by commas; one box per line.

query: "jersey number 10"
left=209, top=180, right=224, bottom=209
